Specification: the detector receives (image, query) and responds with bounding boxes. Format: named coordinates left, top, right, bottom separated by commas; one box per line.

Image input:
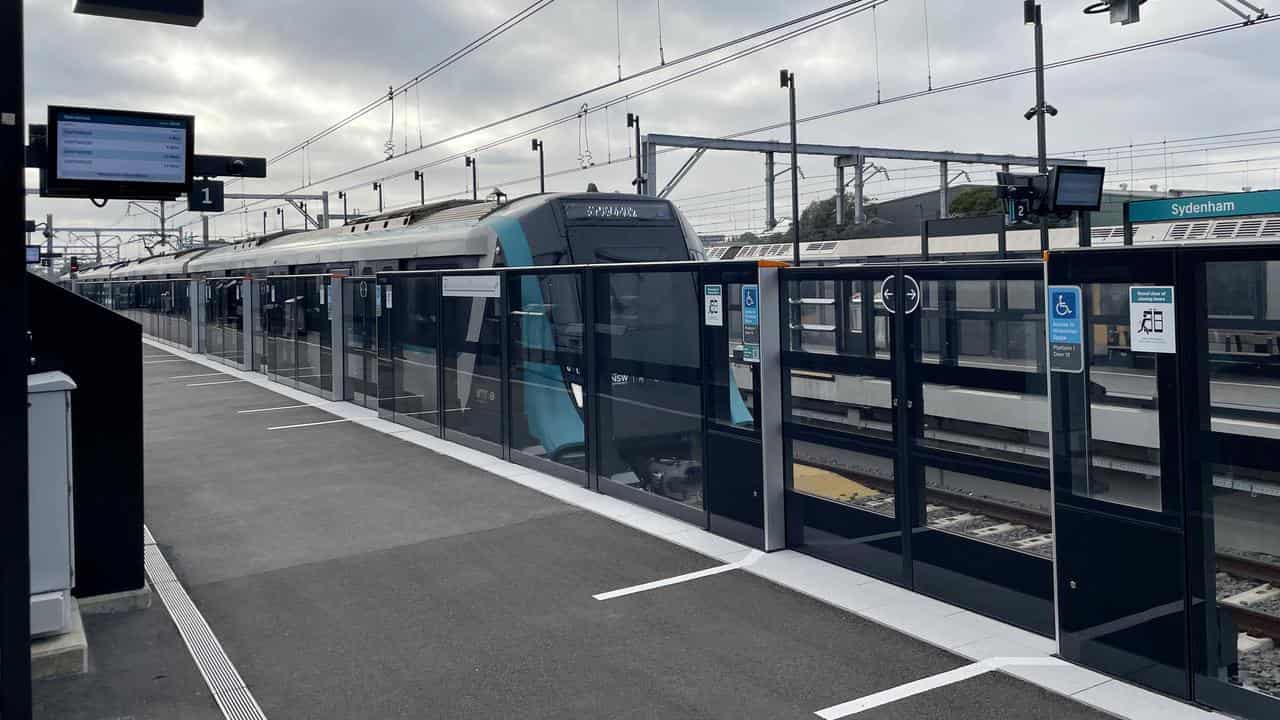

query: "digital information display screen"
left=46, top=106, right=194, bottom=199
left=26, top=246, right=41, bottom=265
left=1052, top=166, right=1105, bottom=211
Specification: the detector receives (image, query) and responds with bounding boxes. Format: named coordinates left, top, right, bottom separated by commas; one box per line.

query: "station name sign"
left=562, top=202, right=672, bottom=222
left=1129, top=189, right=1280, bottom=223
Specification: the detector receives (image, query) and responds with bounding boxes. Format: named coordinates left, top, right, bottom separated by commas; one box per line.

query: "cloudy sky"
left=22, top=0, right=1280, bottom=257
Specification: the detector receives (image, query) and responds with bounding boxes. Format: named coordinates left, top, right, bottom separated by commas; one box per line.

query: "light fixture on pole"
left=276, top=206, right=284, bottom=230
left=780, top=69, right=801, bottom=266
left=372, top=181, right=383, bottom=213
left=626, top=113, right=643, bottom=195
left=337, top=191, right=347, bottom=223
left=413, top=170, right=425, bottom=205
left=464, top=156, right=477, bottom=201
left=531, top=139, right=545, bottom=194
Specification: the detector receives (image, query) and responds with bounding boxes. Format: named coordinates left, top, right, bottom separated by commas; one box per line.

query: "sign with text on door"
left=1129, top=286, right=1176, bottom=354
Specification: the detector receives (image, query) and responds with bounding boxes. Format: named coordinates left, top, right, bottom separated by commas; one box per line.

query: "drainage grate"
left=144, top=526, right=267, bottom=720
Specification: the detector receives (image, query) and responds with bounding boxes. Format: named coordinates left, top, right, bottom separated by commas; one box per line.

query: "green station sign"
left=1129, top=189, right=1280, bottom=223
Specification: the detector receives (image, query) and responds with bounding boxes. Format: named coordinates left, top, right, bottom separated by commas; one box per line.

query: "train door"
left=1048, top=247, right=1190, bottom=699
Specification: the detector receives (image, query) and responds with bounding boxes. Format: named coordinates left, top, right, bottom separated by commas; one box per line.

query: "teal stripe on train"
left=491, top=216, right=585, bottom=458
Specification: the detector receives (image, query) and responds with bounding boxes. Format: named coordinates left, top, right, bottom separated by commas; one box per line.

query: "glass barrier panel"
left=508, top=272, right=587, bottom=470
left=787, top=438, right=903, bottom=583
left=296, top=277, right=332, bottom=393
left=1083, top=282, right=1164, bottom=512
left=1205, top=261, right=1280, bottom=439
left=255, top=280, right=270, bottom=372
left=787, top=370, right=893, bottom=441
left=786, top=278, right=888, bottom=357
left=918, top=382, right=1048, bottom=469
left=391, top=276, right=441, bottom=432
left=206, top=282, right=224, bottom=362
left=918, top=279, right=1045, bottom=372
left=442, top=288, right=504, bottom=447
left=1196, top=260, right=1280, bottom=709
left=595, top=270, right=705, bottom=509
left=790, top=439, right=895, bottom=515
left=343, top=278, right=379, bottom=405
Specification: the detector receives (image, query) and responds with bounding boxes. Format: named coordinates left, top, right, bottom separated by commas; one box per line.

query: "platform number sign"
left=1129, top=286, right=1176, bottom=354
left=188, top=179, right=225, bottom=212
left=741, top=284, right=761, bottom=362
left=1048, top=286, right=1084, bottom=373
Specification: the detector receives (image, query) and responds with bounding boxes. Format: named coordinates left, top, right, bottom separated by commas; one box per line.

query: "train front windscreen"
left=559, top=199, right=692, bottom=263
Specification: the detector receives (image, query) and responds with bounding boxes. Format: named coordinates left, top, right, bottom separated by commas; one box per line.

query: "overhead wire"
left=184, top=0, right=889, bottom=228
left=190, top=9, right=1278, bottom=235
left=269, top=0, right=559, bottom=165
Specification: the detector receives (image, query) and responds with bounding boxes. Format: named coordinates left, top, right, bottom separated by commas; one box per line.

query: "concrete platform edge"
left=141, top=337, right=1233, bottom=720
left=78, top=584, right=152, bottom=615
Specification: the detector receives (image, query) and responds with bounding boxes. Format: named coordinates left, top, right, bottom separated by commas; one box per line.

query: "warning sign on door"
left=1129, top=286, right=1176, bottom=354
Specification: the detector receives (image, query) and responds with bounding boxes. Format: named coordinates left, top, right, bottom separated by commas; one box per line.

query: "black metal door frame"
left=783, top=260, right=1056, bottom=634
left=1049, top=245, right=1190, bottom=699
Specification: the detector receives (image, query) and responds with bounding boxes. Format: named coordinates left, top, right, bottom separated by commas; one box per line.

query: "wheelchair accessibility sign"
left=1048, top=286, right=1083, bottom=373
left=1130, top=286, right=1176, bottom=354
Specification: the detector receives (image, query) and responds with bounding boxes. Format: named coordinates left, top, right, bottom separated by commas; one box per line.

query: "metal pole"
left=1033, top=2, right=1049, bottom=252
left=321, top=191, right=330, bottom=229
left=538, top=143, right=545, bottom=193
left=854, top=158, right=866, bottom=225
left=788, top=73, right=801, bottom=265
left=939, top=161, right=949, bottom=219
left=160, top=200, right=166, bottom=246
left=1, top=0, right=33, bottom=715
left=472, top=161, right=478, bottom=201
left=835, top=164, right=845, bottom=226
left=202, top=215, right=209, bottom=248
left=765, top=152, right=776, bottom=229
left=262, top=211, right=267, bottom=236
left=635, top=120, right=643, bottom=194
left=95, top=231, right=101, bottom=265
left=45, top=213, right=54, bottom=278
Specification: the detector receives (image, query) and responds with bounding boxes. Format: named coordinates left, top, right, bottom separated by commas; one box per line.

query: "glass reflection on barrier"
left=389, top=277, right=441, bottom=431
left=508, top=273, right=587, bottom=470
left=342, top=278, right=379, bottom=406
left=296, top=277, right=332, bottom=393
left=1081, top=283, right=1164, bottom=513
left=596, top=271, right=705, bottom=509
left=786, top=278, right=889, bottom=357
left=1199, top=261, right=1280, bottom=708
left=442, top=289, right=504, bottom=447
left=787, top=370, right=893, bottom=441
left=918, top=279, right=1044, bottom=372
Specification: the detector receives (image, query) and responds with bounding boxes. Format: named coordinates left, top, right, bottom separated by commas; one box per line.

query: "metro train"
left=71, top=191, right=747, bottom=501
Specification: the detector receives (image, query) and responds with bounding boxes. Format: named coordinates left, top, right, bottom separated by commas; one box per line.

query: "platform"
left=31, top=342, right=1233, bottom=719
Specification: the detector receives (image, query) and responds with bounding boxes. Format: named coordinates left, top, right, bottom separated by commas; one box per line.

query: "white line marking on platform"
left=144, top=525, right=266, bottom=720
left=238, top=403, right=315, bottom=414
left=143, top=358, right=188, bottom=364
left=594, top=550, right=763, bottom=601
left=814, top=657, right=1063, bottom=719
left=170, top=372, right=228, bottom=380
left=267, top=418, right=356, bottom=430
left=187, top=379, right=249, bottom=387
